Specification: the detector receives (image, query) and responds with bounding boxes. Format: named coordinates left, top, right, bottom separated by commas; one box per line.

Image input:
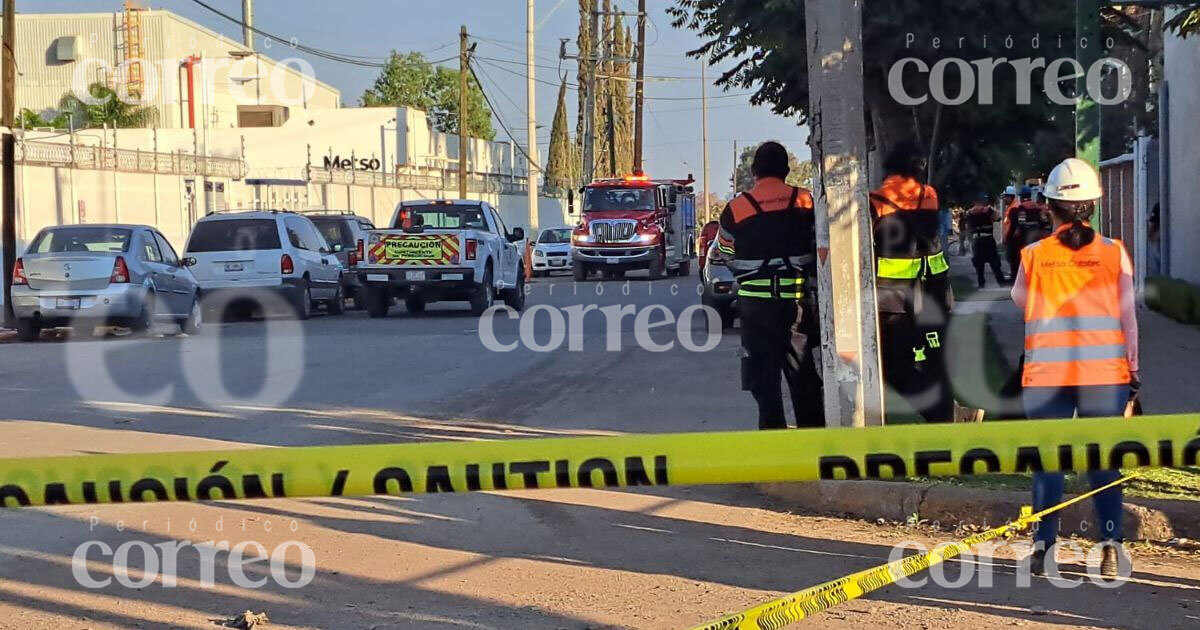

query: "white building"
left=1162, top=11, right=1200, bottom=285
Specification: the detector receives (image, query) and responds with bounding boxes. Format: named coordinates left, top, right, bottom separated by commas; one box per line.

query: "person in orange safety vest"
left=1011, top=157, right=1138, bottom=579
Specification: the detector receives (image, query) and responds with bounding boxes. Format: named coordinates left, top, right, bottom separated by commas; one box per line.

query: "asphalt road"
left=0, top=272, right=1197, bottom=630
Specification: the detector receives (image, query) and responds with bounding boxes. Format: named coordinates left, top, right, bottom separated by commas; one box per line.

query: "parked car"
left=10, top=224, right=203, bottom=341
left=305, top=211, right=375, bottom=308
left=531, top=226, right=574, bottom=276
left=357, top=199, right=526, bottom=317
left=698, top=220, right=720, bottom=272
left=184, top=211, right=344, bottom=320
left=700, top=239, right=737, bottom=330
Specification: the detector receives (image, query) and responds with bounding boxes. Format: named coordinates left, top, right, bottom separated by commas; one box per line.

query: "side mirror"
left=331, top=243, right=345, bottom=253
left=183, top=257, right=198, bottom=267
left=508, top=227, right=525, bottom=243
left=567, top=189, right=575, bottom=215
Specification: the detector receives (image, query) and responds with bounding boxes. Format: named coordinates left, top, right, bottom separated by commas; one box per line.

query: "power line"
left=467, top=61, right=543, bottom=173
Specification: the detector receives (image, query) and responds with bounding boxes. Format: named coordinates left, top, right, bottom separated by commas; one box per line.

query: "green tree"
left=1166, top=6, right=1200, bottom=36
left=361, top=51, right=494, bottom=140
left=545, top=81, right=575, bottom=192
left=668, top=0, right=1148, bottom=204
left=58, top=83, right=158, bottom=128
left=18, top=108, right=70, bottom=129
left=731, top=145, right=814, bottom=192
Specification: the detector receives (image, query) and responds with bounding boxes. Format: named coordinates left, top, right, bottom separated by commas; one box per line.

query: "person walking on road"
left=1011, top=157, right=1138, bottom=578
left=716, top=142, right=825, bottom=429
left=869, top=140, right=954, bottom=423
left=1005, top=186, right=1053, bottom=280
left=964, top=193, right=1007, bottom=288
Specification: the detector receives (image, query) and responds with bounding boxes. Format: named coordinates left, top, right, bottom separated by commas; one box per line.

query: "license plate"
left=551, top=260, right=564, bottom=266
left=224, top=262, right=244, bottom=272
left=441, top=273, right=463, bottom=281
left=56, top=298, right=80, bottom=309
left=606, top=258, right=620, bottom=265
left=366, top=274, right=389, bottom=282
left=407, top=270, right=426, bottom=281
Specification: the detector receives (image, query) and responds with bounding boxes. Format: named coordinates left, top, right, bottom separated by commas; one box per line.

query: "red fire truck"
left=569, top=173, right=697, bottom=280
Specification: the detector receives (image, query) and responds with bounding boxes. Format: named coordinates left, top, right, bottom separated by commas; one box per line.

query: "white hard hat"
left=1043, top=158, right=1102, bottom=202
left=1003, top=185, right=1018, bottom=196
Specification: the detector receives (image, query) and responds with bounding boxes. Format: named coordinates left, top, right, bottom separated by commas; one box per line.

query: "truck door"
left=487, top=205, right=517, bottom=288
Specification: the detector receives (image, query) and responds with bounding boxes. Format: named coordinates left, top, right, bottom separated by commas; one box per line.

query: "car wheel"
left=180, top=297, right=203, bottom=335
left=648, top=251, right=666, bottom=280
left=15, top=319, right=40, bottom=342
left=364, top=286, right=390, bottom=318
left=292, top=281, right=312, bottom=320
left=573, top=263, right=589, bottom=281
left=405, top=295, right=427, bottom=314
left=677, top=259, right=692, bottom=277
left=502, top=265, right=526, bottom=311
left=470, top=267, right=495, bottom=316
left=327, top=286, right=345, bottom=315
left=130, top=293, right=156, bottom=333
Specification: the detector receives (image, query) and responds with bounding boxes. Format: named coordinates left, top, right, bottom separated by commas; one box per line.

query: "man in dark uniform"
left=964, top=193, right=1006, bottom=288
left=869, top=139, right=954, bottom=423
left=1005, top=186, right=1053, bottom=279
left=716, top=142, right=824, bottom=429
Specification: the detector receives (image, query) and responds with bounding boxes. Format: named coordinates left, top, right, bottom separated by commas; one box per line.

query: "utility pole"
left=1076, top=0, right=1101, bottom=223
left=526, top=0, right=539, bottom=233
left=700, top=58, right=709, bottom=224
left=241, top=0, right=253, bottom=50
left=804, top=0, right=884, bottom=427
left=2, top=0, right=16, bottom=327
left=582, top=7, right=599, bottom=183
left=606, top=89, right=617, bottom=176
left=459, top=25, right=469, bottom=199
left=632, top=0, right=646, bottom=171
left=732, top=140, right=738, bottom=194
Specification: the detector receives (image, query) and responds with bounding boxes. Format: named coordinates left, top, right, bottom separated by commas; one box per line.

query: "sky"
left=22, top=0, right=810, bottom=197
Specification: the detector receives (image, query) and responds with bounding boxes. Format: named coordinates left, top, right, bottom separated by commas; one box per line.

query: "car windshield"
left=398, top=205, right=487, bottom=230
left=31, top=227, right=131, bottom=253
left=538, top=228, right=573, bottom=244
left=583, top=187, right=655, bottom=212
left=187, top=219, right=282, bottom=252
left=311, top=218, right=354, bottom=248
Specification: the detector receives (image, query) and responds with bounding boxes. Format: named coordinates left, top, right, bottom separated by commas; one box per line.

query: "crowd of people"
left=712, top=140, right=1140, bottom=578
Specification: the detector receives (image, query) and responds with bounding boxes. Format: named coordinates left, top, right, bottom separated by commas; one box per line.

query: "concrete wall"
left=1164, top=15, right=1200, bottom=285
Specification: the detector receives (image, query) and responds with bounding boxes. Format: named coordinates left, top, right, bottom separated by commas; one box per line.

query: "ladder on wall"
left=119, top=0, right=145, bottom=99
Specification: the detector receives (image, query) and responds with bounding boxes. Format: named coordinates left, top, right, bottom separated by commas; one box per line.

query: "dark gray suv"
left=306, top=212, right=376, bottom=308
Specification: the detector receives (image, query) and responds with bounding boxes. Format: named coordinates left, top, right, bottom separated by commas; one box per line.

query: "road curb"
left=757, top=480, right=1200, bottom=541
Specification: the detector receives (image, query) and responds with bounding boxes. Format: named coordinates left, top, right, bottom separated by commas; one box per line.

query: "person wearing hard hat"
left=869, top=139, right=954, bottom=423
left=1005, top=186, right=1051, bottom=281
left=963, top=193, right=1006, bottom=288
left=1011, top=157, right=1139, bottom=579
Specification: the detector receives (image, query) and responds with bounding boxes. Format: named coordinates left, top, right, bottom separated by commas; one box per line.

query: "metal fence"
left=5, top=139, right=246, bottom=179
left=306, top=166, right=528, bottom=195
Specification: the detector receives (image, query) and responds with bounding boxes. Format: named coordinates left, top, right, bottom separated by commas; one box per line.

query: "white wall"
left=1164, top=15, right=1200, bottom=285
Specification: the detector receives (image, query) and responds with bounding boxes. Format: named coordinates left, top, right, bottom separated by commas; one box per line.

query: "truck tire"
left=573, top=263, right=589, bottom=281
left=364, top=286, right=390, bottom=318
left=405, top=295, right=426, bottom=314
left=648, top=251, right=666, bottom=280
left=501, top=265, right=526, bottom=311
left=677, top=258, right=692, bottom=277
left=470, top=267, right=495, bottom=315
left=327, top=286, right=345, bottom=315
left=291, top=281, right=312, bottom=321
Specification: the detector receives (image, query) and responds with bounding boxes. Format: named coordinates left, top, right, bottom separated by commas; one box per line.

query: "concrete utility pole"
left=1076, top=0, right=1102, bottom=223
left=803, top=0, right=884, bottom=427
left=241, top=0, right=254, bottom=50
left=526, top=0, right=539, bottom=233
left=700, top=58, right=709, bottom=224
left=582, top=7, right=599, bottom=183
left=459, top=25, right=469, bottom=199
left=3, top=0, right=16, bottom=326
left=632, top=0, right=646, bottom=171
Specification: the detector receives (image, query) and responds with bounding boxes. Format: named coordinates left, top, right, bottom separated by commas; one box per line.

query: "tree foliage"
left=58, top=83, right=158, bottom=128
left=360, top=51, right=495, bottom=140
left=1166, top=6, right=1200, bottom=36
left=545, top=81, right=576, bottom=192
left=669, top=0, right=1143, bottom=204
left=18, top=108, right=70, bottom=129
left=576, top=0, right=636, bottom=180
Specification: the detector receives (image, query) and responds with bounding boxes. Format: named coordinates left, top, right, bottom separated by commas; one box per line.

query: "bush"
left=1145, top=276, right=1200, bottom=325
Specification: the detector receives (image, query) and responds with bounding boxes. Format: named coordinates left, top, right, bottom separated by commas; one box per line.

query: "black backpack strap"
left=787, top=186, right=801, bottom=210
left=742, top=192, right=765, bottom=215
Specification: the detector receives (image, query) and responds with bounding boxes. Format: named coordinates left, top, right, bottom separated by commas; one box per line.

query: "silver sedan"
left=10, top=224, right=203, bottom=341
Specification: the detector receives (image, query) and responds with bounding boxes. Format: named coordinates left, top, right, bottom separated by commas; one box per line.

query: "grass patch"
left=905, top=468, right=1200, bottom=502
left=1146, top=275, right=1200, bottom=325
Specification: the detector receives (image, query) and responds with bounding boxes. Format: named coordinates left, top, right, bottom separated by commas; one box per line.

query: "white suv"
left=184, top=211, right=344, bottom=320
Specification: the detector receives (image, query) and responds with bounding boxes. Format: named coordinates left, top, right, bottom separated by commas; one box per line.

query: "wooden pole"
left=3, top=0, right=17, bottom=326
left=804, top=0, right=884, bottom=427
left=632, top=0, right=646, bottom=171
left=526, top=0, right=539, bottom=233
left=700, top=58, right=709, bottom=224
left=459, top=25, right=469, bottom=199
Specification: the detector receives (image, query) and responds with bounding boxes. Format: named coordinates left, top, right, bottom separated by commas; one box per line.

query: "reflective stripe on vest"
left=729, top=254, right=815, bottom=276
left=877, top=251, right=949, bottom=279
left=737, top=276, right=804, bottom=299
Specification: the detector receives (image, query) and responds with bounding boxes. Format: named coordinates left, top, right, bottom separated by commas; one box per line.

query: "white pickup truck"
left=355, top=199, right=527, bottom=317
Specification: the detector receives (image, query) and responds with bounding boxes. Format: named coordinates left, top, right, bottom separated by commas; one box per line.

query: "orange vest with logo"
left=1020, top=230, right=1131, bottom=388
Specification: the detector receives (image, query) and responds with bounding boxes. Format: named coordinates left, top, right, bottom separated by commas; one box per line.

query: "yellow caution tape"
left=0, top=415, right=1195, bottom=508
left=686, top=473, right=1142, bottom=630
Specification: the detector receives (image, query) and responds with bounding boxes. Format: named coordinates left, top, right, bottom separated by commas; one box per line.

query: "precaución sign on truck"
left=373, top=234, right=459, bottom=265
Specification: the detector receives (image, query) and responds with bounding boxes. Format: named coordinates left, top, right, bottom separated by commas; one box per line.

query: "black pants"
left=972, top=236, right=1006, bottom=287
left=740, top=298, right=825, bottom=430
left=877, top=275, right=954, bottom=423
left=1005, top=240, right=1023, bottom=281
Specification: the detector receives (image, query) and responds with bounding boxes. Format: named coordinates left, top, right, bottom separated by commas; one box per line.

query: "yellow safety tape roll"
left=0, top=415, right=1196, bottom=508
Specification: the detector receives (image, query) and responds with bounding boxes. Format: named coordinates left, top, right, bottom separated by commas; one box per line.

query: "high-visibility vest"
left=719, top=179, right=816, bottom=300
left=1020, top=230, right=1131, bottom=388
left=870, top=175, right=945, bottom=280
